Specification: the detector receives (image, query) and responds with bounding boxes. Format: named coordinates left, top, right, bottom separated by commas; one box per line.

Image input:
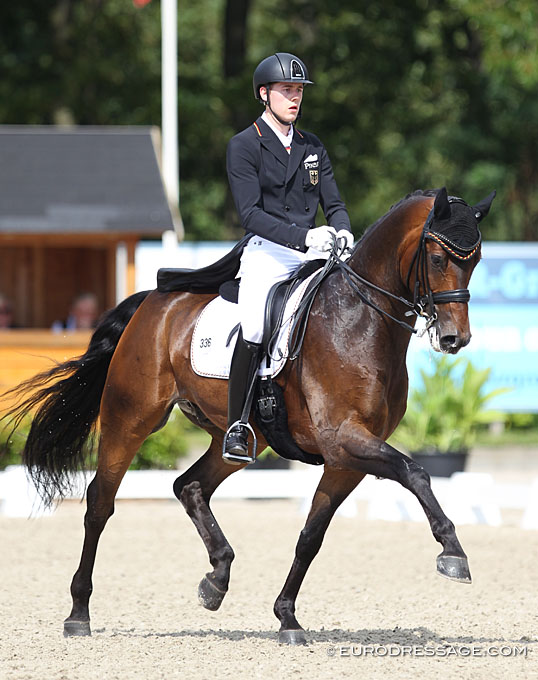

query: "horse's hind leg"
left=173, top=436, right=243, bottom=611
left=274, top=467, right=365, bottom=645
left=64, top=383, right=175, bottom=636
left=63, top=471, right=118, bottom=636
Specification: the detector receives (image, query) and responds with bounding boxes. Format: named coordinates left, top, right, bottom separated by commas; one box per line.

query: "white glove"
left=337, top=229, right=354, bottom=251
left=305, top=225, right=337, bottom=252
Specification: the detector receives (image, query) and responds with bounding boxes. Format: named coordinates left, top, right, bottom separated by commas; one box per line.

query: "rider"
left=223, top=52, right=353, bottom=464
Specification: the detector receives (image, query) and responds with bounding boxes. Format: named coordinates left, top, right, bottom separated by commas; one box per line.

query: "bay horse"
left=1, top=187, right=495, bottom=644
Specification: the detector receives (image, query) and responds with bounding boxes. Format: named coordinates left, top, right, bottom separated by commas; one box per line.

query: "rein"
left=286, top=202, right=479, bottom=357
left=337, top=201, right=479, bottom=336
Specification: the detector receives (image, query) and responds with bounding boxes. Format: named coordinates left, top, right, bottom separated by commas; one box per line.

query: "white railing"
left=1, top=465, right=537, bottom=529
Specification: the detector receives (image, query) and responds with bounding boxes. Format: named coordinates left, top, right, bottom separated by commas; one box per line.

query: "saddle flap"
left=262, top=258, right=325, bottom=357
left=191, top=269, right=322, bottom=380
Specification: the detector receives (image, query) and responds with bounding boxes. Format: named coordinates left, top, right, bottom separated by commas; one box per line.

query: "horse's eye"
left=430, top=254, right=445, bottom=269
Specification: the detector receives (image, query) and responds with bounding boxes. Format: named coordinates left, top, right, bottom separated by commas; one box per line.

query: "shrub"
left=0, top=407, right=198, bottom=471
left=392, top=356, right=509, bottom=454
left=129, top=408, right=196, bottom=470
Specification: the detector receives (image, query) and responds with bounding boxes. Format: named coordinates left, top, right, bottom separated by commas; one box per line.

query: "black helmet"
left=253, top=53, right=313, bottom=100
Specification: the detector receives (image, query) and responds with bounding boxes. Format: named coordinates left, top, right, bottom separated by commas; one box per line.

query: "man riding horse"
left=224, top=52, right=354, bottom=463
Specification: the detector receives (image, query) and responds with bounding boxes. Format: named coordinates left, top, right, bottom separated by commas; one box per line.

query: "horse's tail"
left=0, top=290, right=151, bottom=506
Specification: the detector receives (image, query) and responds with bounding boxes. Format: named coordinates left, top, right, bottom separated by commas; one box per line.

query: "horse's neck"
left=339, top=199, right=430, bottom=349
left=349, top=214, right=407, bottom=295
left=350, top=197, right=430, bottom=292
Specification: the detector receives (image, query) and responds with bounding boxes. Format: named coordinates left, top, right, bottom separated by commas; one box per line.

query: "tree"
left=0, top=0, right=161, bottom=125
left=1, top=0, right=537, bottom=241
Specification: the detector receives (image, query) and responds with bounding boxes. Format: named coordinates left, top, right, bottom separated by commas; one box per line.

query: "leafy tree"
left=1, top=0, right=537, bottom=240
left=0, top=0, right=161, bottom=125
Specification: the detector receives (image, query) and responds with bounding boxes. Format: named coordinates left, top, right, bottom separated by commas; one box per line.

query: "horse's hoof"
left=198, top=574, right=227, bottom=611
left=63, top=619, right=91, bottom=637
left=278, top=628, right=307, bottom=645
left=437, top=554, right=472, bottom=583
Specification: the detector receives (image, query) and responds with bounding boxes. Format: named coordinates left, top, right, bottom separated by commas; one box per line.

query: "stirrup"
left=222, top=420, right=257, bottom=465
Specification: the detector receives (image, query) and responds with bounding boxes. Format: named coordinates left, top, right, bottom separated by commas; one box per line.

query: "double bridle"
left=285, top=199, right=481, bottom=359
left=334, top=199, right=481, bottom=336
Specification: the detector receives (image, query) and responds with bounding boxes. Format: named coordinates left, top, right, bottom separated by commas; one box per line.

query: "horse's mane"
left=357, top=189, right=439, bottom=244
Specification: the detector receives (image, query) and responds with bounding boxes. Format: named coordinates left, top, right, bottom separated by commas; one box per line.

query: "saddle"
left=157, top=237, right=325, bottom=362
left=157, top=240, right=327, bottom=468
left=261, top=258, right=324, bottom=361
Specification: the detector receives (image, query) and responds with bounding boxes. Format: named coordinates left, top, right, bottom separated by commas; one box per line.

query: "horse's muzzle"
left=439, top=332, right=470, bottom=354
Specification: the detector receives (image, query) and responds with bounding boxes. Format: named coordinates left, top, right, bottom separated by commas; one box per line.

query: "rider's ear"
left=259, top=85, right=268, bottom=103
left=433, top=187, right=451, bottom=221
left=473, top=190, right=496, bottom=222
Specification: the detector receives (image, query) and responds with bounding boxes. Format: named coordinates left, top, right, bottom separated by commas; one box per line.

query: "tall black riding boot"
left=222, top=333, right=261, bottom=464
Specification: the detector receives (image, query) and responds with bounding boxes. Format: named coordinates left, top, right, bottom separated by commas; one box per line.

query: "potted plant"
left=391, top=356, right=508, bottom=477
left=246, top=447, right=291, bottom=470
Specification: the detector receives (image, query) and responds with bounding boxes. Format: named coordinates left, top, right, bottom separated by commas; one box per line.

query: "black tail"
left=0, top=290, right=151, bottom=506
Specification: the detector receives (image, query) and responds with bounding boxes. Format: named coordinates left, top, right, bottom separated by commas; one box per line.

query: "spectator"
left=0, top=294, right=15, bottom=329
left=52, top=293, right=99, bottom=332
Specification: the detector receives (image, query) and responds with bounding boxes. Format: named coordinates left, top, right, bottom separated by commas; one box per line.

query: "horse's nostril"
left=440, top=335, right=461, bottom=353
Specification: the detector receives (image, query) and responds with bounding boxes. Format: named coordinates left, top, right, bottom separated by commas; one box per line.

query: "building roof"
left=0, top=126, right=176, bottom=235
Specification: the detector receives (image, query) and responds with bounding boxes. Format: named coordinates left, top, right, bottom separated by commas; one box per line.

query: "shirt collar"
left=261, top=111, right=294, bottom=148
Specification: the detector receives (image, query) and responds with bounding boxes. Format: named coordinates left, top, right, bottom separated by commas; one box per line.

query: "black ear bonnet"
left=425, top=188, right=495, bottom=260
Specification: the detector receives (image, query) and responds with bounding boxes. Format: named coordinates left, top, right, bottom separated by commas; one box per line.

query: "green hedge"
left=129, top=408, right=197, bottom=470
left=0, top=407, right=200, bottom=471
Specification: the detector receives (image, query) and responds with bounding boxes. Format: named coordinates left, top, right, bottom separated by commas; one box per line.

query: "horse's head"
left=400, top=187, right=496, bottom=354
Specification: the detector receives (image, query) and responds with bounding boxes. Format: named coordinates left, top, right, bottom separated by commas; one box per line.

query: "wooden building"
left=0, top=125, right=177, bottom=328
left=0, top=126, right=178, bottom=396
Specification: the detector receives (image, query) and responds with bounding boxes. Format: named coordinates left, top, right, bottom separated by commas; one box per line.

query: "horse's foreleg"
left=173, top=437, right=243, bottom=611
left=336, top=422, right=471, bottom=583
left=274, top=467, right=365, bottom=645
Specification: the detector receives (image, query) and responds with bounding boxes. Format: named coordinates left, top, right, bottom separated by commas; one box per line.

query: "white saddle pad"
left=191, top=272, right=317, bottom=379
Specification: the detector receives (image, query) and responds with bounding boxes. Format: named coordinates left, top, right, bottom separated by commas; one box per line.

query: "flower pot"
left=411, top=451, right=468, bottom=478
left=246, top=455, right=291, bottom=470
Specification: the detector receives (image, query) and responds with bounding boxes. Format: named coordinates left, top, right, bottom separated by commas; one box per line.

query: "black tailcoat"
left=226, top=116, right=351, bottom=252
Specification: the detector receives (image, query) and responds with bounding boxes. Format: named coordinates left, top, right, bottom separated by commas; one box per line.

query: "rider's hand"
left=337, top=229, right=354, bottom=251
left=305, top=226, right=337, bottom=252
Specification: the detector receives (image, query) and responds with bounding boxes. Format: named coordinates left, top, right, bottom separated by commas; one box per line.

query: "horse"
left=1, top=187, right=495, bottom=645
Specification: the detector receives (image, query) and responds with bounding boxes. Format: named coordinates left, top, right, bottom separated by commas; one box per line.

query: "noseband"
left=336, top=198, right=481, bottom=336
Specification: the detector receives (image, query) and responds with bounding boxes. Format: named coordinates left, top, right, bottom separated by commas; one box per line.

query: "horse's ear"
left=473, top=190, right=496, bottom=222
left=433, top=187, right=451, bottom=221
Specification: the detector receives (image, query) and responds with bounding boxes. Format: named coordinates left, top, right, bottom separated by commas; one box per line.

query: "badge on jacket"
left=304, top=154, right=319, bottom=185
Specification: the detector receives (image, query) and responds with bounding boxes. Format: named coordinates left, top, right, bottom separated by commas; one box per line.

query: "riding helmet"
left=253, top=53, right=313, bottom=101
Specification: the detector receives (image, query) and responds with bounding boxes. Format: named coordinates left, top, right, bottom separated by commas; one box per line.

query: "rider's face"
left=261, top=82, right=304, bottom=126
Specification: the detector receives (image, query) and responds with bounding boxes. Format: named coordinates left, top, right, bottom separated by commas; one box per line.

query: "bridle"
left=334, top=198, right=481, bottom=337
left=285, top=198, right=481, bottom=359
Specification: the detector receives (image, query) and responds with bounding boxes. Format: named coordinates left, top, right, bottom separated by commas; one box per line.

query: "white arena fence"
left=1, top=465, right=538, bottom=529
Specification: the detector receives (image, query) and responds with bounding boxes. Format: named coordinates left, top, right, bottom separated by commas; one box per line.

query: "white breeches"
left=237, top=236, right=328, bottom=344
